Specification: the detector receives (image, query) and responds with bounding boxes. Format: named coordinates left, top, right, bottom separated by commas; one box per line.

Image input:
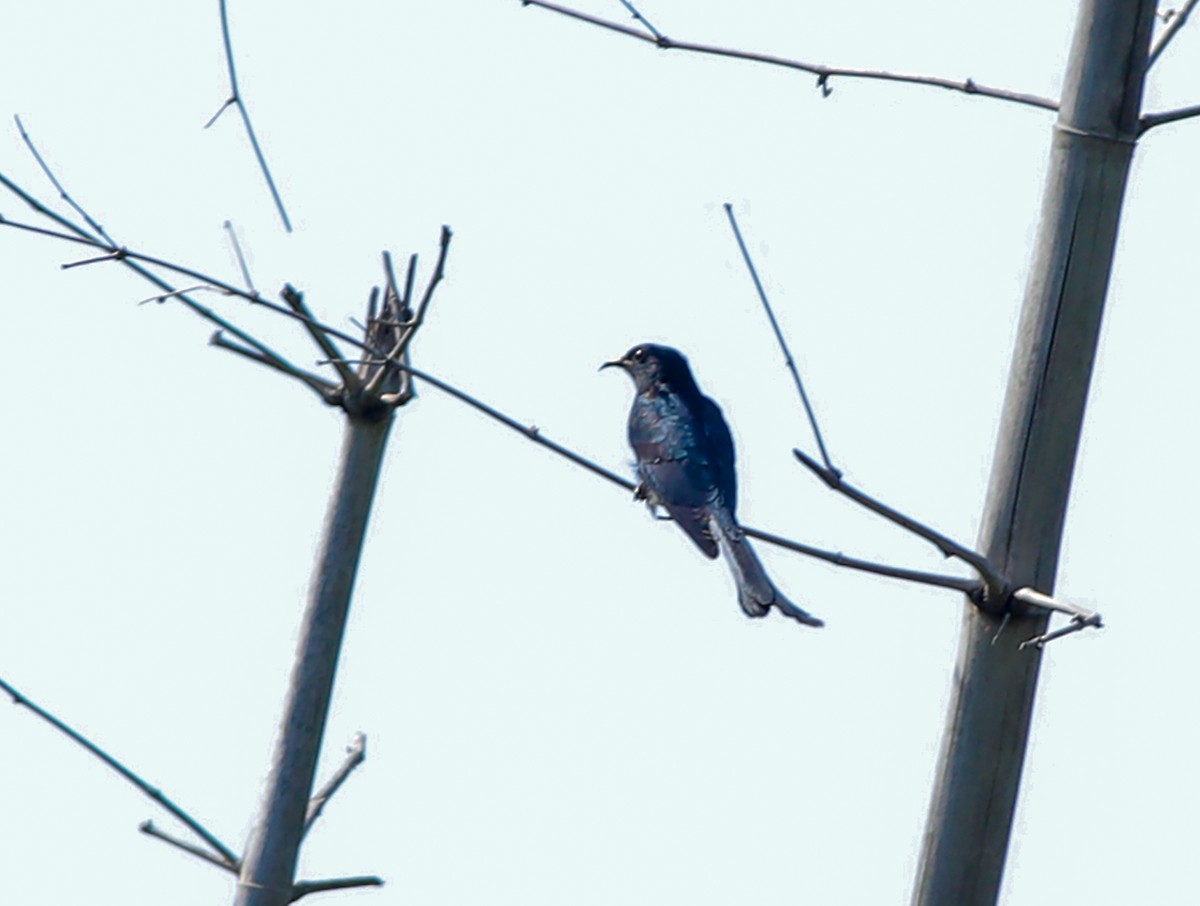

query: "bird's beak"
left=600, top=357, right=628, bottom=373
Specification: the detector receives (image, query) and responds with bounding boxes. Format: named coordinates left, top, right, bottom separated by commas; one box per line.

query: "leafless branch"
left=793, top=447, right=1006, bottom=601
left=13, top=114, right=116, bottom=247
left=0, top=175, right=302, bottom=373
left=363, top=226, right=453, bottom=397
left=0, top=675, right=239, bottom=868
left=303, top=733, right=367, bottom=837
left=1148, top=0, right=1199, bottom=68
left=224, top=220, right=257, bottom=293
left=520, top=0, right=1059, bottom=112
left=742, top=526, right=980, bottom=595
left=1018, top=614, right=1103, bottom=650
left=1139, top=102, right=1200, bottom=133
left=207, top=0, right=292, bottom=231
left=615, top=0, right=664, bottom=41
left=724, top=203, right=837, bottom=475
left=279, top=285, right=360, bottom=392
left=209, top=330, right=340, bottom=402
left=139, top=820, right=239, bottom=873
left=290, top=876, right=385, bottom=902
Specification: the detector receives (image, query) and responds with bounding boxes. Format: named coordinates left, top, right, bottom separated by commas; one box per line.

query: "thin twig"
left=520, top=0, right=1059, bottom=112
left=15, top=113, right=115, bottom=248
left=290, top=876, right=385, bottom=902
left=303, top=733, right=367, bottom=837
left=363, top=226, right=453, bottom=396
left=223, top=220, right=256, bottom=293
left=280, top=285, right=359, bottom=392
left=139, top=820, right=239, bottom=873
left=1148, top=0, right=1199, bottom=68
left=724, top=203, right=837, bottom=475
left=208, top=0, right=292, bottom=231
left=136, top=285, right=226, bottom=306
left=1018, top=614, right=1103, bottom=650
left=1139, top=102, right=1200, bottom=134
left=0, top=204, right=309, bottom=386
left=209, top=331, right=339, bottom=402
left=741, top=526, right=980, bottom=595
left=793, top=447, right=1006, bottom=599
left=14, top=115, right=116, bottom=247
left=0, top=675, right=239, bottom=867
left=615, top=0, right=665, bottom=42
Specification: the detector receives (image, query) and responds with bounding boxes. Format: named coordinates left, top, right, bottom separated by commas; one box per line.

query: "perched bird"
left=603, top=343, right=823, bottom=627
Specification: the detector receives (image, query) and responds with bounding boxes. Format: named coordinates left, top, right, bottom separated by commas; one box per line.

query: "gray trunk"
left=911, top=2, right=1156, bottom=904
left=235, top=414, right=394, bottom=906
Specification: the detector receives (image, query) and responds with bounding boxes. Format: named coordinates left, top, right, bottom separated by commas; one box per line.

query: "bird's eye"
left=633, top=347, right=646, bottom=362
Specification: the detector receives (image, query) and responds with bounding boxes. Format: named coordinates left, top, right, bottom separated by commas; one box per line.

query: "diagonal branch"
left=303, top=733, right=367, bottom=837
left=724, top=203, right=837, bottom=475
left=793, top=447, right=1006, bottom=600
left=279, top=285, right=359, bottom=392
left=14, top=114, right=116, bottom=247
left=0, top=675, right=239, bottom=868
left=207, top=0, right=292, bottom=231
left=520, top=0, right=1059, bottom=112
left=140, top=820, right=240, bottom=873
left=209, top=331, right=340, bottom=402
left=615, top=0, right=665, bottom=41
left=379, top=360, right=979, bottom=595
left=1148, top=0, right=1199, bottom=68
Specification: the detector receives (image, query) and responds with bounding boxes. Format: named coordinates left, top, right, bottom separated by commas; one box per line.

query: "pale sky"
left=2, top=2, right=1198, bottom=904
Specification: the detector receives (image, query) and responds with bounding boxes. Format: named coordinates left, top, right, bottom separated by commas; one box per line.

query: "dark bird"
left=603, top=343, right=823, bottom=627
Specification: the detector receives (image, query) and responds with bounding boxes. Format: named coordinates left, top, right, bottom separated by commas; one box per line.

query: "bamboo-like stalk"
left=235, top=413, right=394, bottom=906
left=912, top=2, right=1157, bottom=903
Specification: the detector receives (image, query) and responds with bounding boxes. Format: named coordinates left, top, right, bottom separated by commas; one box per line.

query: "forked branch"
left=206, top=0, right=292, bottom=231
left=0, top=675, right=238, bottom=870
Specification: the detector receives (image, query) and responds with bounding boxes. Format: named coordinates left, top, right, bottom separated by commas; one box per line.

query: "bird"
left=602, top=343, right=823, bottom=627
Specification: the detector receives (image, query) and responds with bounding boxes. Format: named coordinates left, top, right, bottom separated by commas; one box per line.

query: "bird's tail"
left=709, top=506, right=824, bottom=627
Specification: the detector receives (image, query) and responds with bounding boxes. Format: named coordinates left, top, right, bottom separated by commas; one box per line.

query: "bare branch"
left=615, top=0, right=665, bottom=41
left=1139, top=102, right=1200, bottom=133
left=210, top=330, right=340, bottom=402
left=0, top=175, right=300, bottom=371
left=377, top=360, right=979, bottom=595
left=303, top=733, right=366, bottom=837
left=793, top=447, right=1006, bottom=600
left=1148, top=0, right=1199, bottom=68
left=520, top=0, right=1059, bottom=112
left=224, top=220, right=257, bottom=293
left=724, top=203, right=837, bottom=475
left=139, top=820, right=239, bottom=873
left=741, top=526, right=980, bottom=595
left=280, top=285, right=360, bottom=392
left=1018, top=613, right=1103, bottom=650
left=290, top=876, right=385, bottom=902
left=0, top=675, right=239, bottom=868
left=362, top=226, right=453, bottom=397
left=209, top=0, right=292, bottom=231
left=14, top=114, right=116, bottom=247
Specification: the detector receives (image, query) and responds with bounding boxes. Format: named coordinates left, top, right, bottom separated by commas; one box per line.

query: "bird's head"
left=601, top=343, right=696, bottom=394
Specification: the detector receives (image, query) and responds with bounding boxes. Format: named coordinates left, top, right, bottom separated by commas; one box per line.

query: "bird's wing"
left=698, top=393, right=738, bottom=514
left=629, top=396, right=720, bottom=559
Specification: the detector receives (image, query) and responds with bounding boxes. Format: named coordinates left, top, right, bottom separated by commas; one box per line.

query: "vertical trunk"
left=911, top=2, right=1156, bottom=904
left=235, top=414, right=394, bottom=906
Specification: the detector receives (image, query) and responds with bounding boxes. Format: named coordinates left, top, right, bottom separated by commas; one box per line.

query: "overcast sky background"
left=1, top=2, right=1197, bottom=903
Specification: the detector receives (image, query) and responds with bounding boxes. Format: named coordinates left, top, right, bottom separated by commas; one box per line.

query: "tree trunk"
left=911, top=2, right=1156, bottom=904
left=236, top=414, right=394, bottom=906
